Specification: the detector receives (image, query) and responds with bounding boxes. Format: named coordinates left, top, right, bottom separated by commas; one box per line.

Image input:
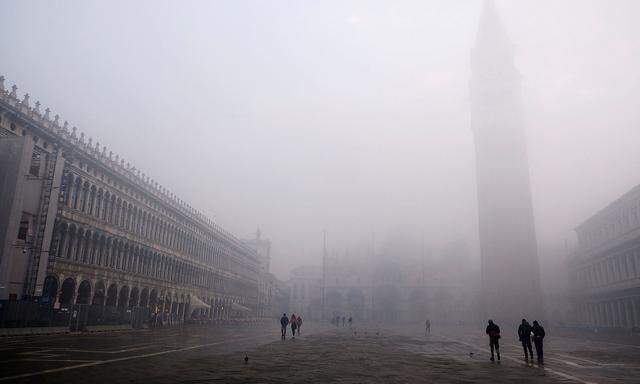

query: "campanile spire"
left=471, top=0, right=543, bottom=323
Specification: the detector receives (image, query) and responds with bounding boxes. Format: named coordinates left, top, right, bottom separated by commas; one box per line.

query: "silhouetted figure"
left=342, top=316, right=346, bottom=327
left=290, top=314, right=298, bottom=337
left=280, top=313, right=289, bottom=339
left=348, top=316, right=353, bottom=327
left=532, top=320, right=545, bottom=362
left=485, top=319, right=501, bottom=361
left=335, top=315, right=341, bottom=327
left=518, top=319, right=533, bottom=359
left=425, top=319, right=431, bottom=335
left=244, top=354, right=249, bottom=364
left=296, top=315, right=303, bottom=334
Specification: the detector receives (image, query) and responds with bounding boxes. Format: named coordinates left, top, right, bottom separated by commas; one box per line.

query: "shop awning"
left=231, top=302, right=251, bottom=313
left=189, top=296, right=211, bottom=312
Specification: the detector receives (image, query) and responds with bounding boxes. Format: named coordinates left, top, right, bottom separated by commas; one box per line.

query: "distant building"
left=288, top=265, right=322, bottom=320
left=568, top=185, right=640, bottom=329
left=288, top=240, right=479, bottom=324
left=242, top=229, right=283, bottom=319
left=242, top=228, right=271, bottom=274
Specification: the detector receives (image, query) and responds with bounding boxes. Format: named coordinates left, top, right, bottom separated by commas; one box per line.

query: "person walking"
left=296, top=315, right=303, bottom=334
left=485, top=319, right=501, bottom=361
left=290, top=314, right=298, bottom=337
left=518, top=319, right=534, bottom=359
left=425, top=319, right=431, bottom=335
left=342, top=316, right=346, bottom=327
left=532, top=320, right=545, bottom=362
left=348, top=316, right=353, bottom=327
left=280, top=313, right=289, bottom=339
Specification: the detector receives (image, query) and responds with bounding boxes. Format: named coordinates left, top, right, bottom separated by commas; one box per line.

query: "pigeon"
left=244, top=355, right=249, bottom=365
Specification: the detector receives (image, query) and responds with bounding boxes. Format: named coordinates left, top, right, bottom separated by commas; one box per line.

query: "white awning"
left=189, top=296, right=211, bottom=312
left=231, top=302, right=251, bottom=312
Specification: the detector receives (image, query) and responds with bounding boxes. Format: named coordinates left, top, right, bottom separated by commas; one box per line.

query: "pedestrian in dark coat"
left=485, top=319, right=501, bottom=361
left=280, top=313, right=289, bottom=339
left=532, top=320, right=545, bottom=362
left=518, top=319, right=533, bottom=359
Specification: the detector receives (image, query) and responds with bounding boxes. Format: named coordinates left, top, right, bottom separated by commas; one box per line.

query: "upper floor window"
left=17, top=220, right=29, bottom=241
left=29, top=152, right=41, bottom=177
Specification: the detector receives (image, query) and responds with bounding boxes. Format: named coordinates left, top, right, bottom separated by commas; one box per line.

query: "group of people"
left=486, top=319, right=546, bottom=362
left=279, top=313, right=303, bottom=339
left=333, top=315, right=353, bottom=327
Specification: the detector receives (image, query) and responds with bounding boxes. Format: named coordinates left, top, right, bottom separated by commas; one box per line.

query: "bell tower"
left=471, top=0, right=543, bottom=322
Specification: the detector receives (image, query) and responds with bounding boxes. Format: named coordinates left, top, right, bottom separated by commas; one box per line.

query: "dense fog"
left=2, top=0, right=639, bottom=279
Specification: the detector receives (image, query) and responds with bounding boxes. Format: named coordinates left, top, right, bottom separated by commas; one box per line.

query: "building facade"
left=569, top=185, right=640, bottom=330
left=471, top=0, right=543, bottom=322
left=0, top=77, right=260, bottom=326
left=288, top=241, right=479, bottom=325
left=242, top=229, right=282, bottom=319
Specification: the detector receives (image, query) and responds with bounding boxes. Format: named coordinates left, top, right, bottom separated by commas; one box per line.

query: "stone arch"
left=129, top=287, right=139, bottom=309
left=64, top=172, right=75, bottom=207
left=106, top=283, right=118, bottom=307
left=79, top=181, right=90, bottom=213
left=71, top=176, right=82, bottom=209
left=59, top=277, right=76, bottom=307
left=104, top=237, right=112, bottom=267
left=167, top=292, right=175, bottom=314
left=55, top=221, right=69, bottom=259
left=81, top=229, right=92, bottom=263
left=88, top=184, right=97, bottom=215
left=97, top=235, right=106, bottom=266
left=42, top=275, right=58, bottom=303
left=65, top=224, right=77, bottom=259
left=118, top=286, right=130, bottom=308
left=76, top=280, right=92, bottom=304
left=102, top=191, right=110, bottom=221
left=89, top=232, right=100, bottom=264
left=108, top=194, right=116, bottom=223
left=149, top=288, right=158, bottom=310
left=132, top=206, right=138, bottom=234
left=92, top=281, right=106, bottom=305
left=122, top=242, right=130, bottom=271
left=74, top=227, right=86, bottom=261
left=95, top=188, right=104, bottom=218
left=114, top=197, right=122, bottom=226
left=139, top=287, right=149, bottom=308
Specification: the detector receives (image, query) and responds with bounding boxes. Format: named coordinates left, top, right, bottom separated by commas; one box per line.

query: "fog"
left=2, top=0, right=640, bottom=279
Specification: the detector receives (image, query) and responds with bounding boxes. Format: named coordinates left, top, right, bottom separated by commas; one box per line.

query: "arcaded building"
left=0, top=77, right=260, bottom=326
left=569, top=185, right=640, bottom=329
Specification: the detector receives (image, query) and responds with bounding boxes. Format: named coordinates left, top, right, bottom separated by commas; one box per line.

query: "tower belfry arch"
left=471, top=0, right=543, bottom=322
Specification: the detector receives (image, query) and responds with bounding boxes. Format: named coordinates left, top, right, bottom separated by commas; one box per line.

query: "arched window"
left=95, top=189, right=103, bottom=218
left=71, top=177, right=81, bottom=209
left=87, top=185, right=96, bottom=215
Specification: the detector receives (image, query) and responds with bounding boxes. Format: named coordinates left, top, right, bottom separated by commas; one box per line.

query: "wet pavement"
left=0, top=324, right=638, bottom=383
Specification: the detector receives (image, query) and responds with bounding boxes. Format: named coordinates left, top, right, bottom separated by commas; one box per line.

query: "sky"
left=2, top=0, right=640, bottom=278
